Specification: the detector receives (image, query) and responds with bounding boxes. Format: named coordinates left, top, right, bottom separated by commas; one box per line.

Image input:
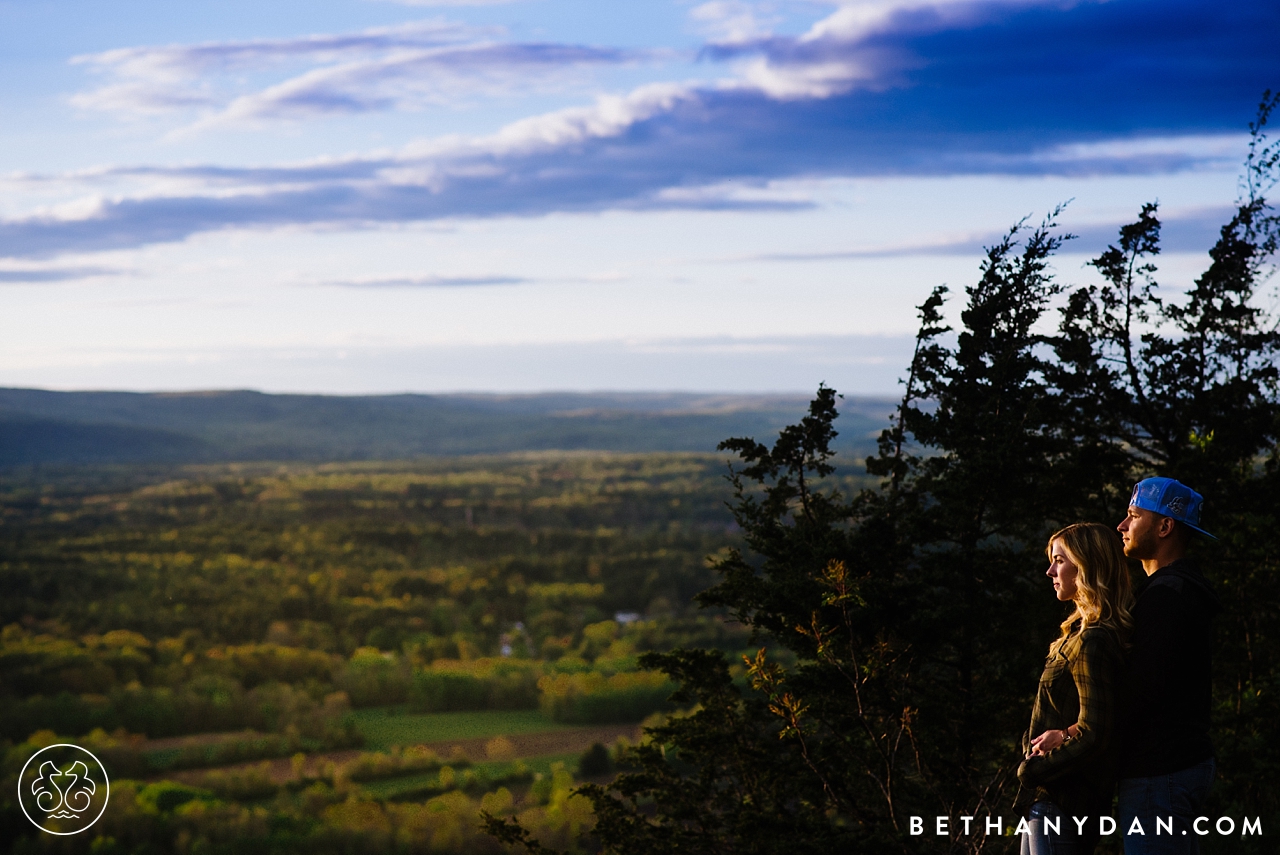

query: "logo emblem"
left=17, top=744, right=110, bottom=835
left=1165, top=496, right=1188, bottom=516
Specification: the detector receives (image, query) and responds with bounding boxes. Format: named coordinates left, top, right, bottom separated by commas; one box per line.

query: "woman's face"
left=1046, top=539, right=1080, bottom=602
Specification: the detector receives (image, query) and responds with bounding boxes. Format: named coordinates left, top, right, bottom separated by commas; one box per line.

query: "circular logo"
left=17, top=743, right=110, bottom=836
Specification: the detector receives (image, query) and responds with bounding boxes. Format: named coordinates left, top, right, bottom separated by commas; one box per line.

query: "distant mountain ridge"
left=0, top=388, right=897, bottom=466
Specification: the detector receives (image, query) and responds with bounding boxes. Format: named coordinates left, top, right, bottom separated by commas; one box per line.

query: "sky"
left=0, top=0, right=1276, bottom=396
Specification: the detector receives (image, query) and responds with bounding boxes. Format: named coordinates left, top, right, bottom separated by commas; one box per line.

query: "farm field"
left=139, top=709, right=634, bottom=778
left=352, top=708, right=582, bottom=750
left=153, top=712, right=641, bottom=797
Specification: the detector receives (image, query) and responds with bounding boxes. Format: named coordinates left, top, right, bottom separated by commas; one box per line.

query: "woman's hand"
left=1029, top=728, right=1069, bottom=756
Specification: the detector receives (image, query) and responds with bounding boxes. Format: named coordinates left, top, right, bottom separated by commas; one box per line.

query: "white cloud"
left=737, top=54, right=872, bottom=98
left=803, top=0, right=1047, bottom=42
left=465, top=81, right=696, bottom=156
left=690, top=1, right=783, bottom=44
left=709, top=0, right=1062, bottom=99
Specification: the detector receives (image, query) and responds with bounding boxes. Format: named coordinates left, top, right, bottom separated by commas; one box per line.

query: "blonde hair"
left=1047, top=522, right=1134, bottom=640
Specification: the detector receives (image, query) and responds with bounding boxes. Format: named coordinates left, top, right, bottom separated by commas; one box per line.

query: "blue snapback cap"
left=1129, top=477, right=1216, bottom=540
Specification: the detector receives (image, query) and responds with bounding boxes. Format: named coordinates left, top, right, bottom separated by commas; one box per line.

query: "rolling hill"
left=0, top=388, right=897, bottom=466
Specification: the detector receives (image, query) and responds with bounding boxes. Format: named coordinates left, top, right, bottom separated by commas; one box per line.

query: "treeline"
left=1, top=619, right=711, bottom=742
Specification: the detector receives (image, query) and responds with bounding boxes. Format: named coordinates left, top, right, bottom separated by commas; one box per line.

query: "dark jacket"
left=1119, top=557, right=1220, bottom=778
left=1016, top=622, right=1126, bottom=822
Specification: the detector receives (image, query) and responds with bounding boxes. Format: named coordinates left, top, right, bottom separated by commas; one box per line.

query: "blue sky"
left=0, top=0, right=1276, bottom=394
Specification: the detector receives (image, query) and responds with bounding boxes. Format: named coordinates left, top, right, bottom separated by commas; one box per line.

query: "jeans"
left=1117, top=758, right=1216, bottom=855
left=1021, top=802, right=1093, bottom=855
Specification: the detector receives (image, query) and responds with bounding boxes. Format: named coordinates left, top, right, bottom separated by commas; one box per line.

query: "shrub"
left=537, top=671, right=673, bottom=724
left=197, top=761, right=278, bottom=800
left=577, top=743, right=611, bottom=777
left=135, top=781, right=212, bottom=813
left=408, top=659, right=540, bottom=712
left=335, top=648, right=411, bottom=707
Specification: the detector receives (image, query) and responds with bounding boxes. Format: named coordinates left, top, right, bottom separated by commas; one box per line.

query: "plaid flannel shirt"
left=1015, top=622, right=1125, bottom=819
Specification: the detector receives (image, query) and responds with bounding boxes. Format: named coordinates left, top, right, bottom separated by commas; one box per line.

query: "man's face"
left=1117, top=505, right=1166, bottom=559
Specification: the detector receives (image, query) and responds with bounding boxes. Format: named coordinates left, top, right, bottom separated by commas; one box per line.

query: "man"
left=1116, top=477, right=1220, bottom=855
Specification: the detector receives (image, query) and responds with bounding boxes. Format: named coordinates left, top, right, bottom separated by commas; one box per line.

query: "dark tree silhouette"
left=485, top=92, right=1280, bottom=855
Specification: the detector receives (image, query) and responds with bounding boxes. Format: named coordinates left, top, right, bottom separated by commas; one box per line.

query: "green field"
left=353, top=708, right=575, bottom=750
left=359, top=754, right=582, bottom=800
left=473, top=753, right=580, bottom=778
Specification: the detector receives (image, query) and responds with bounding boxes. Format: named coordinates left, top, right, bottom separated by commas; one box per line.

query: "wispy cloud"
left=70, top=21, right=474, bottom=115
left=730, top=205, right=1240, bottom=262
left=71, top=20, right=640, bottom=125
left=72, top=20, right=476, bottom=79
left=689, top=1, right=784, bottom=45
left=185, top=43, right=638, bottom=131
left=322, top=274, right=531, bottom=287
left=0, top=265, right=120, bottom=283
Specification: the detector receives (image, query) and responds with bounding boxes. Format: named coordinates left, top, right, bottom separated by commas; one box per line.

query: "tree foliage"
left=488, top=92, right=1280, bottom=855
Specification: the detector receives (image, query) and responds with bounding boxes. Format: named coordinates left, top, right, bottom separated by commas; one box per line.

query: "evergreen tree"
left=488, top=216, right=1083, bottom=855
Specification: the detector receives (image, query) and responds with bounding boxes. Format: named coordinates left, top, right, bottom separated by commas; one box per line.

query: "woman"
left=1016, top=522, right=1133, bottom=855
